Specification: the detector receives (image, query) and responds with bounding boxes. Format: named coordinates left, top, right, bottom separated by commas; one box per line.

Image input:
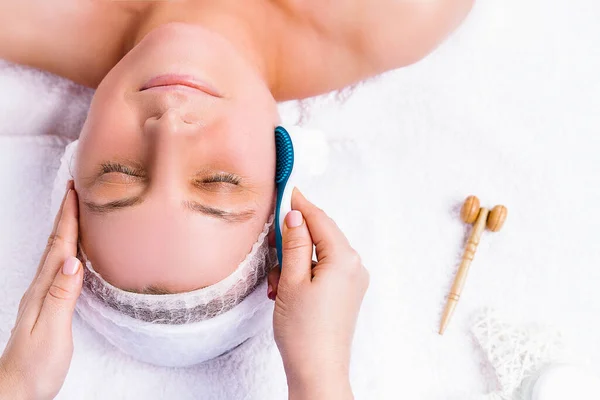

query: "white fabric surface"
left=1, top=0, right=599, bottom=398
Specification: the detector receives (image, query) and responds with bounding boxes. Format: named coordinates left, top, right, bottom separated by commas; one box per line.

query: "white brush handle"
left=278, top=169, right=298, bottom=232
left=277, top=126, right=328, bottom=230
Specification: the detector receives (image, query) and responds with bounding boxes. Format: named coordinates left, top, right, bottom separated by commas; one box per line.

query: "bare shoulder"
left=0, top=0, right=151, bottom=88
left=270, top=0, right=474, bottom=99
left=349, top=0, right=475, bottom=70
left=285, top=0, right=474, bottom=67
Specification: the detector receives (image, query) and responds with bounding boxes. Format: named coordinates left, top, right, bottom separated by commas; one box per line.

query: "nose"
left=144, top=108, right=195, bottom=137
left=142, top=108, right=196, bottom=193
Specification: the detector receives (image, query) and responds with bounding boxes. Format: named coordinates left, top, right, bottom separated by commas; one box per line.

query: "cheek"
left=75, top=101, right=141, bottom=182
left=216, top=122, right=277, bottom=181
left=79, top=55, right=141, bottom=148
left=80, top=90, right=138, bottom=145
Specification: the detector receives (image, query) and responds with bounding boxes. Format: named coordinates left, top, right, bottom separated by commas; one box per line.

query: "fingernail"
left=62, top=257, right=80, bottom=276
left=267, top=284, right=276, bottom=301
left=66, top=180, right=74, bottom=191
left=285, top=210, right=303, bottom=228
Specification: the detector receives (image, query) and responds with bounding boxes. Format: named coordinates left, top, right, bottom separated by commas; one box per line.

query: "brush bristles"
left=275, top=127, right=294, bottom=183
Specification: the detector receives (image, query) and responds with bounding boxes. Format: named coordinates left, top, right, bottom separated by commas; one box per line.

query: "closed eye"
left=100, top=162, right=145, bottom=177
left=200, top=173, right=241, bottom=185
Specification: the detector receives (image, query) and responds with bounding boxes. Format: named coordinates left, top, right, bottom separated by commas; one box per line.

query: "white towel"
left=2, top=0, right=600, bottom=398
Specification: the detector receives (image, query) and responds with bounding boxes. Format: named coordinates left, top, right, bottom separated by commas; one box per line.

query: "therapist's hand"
left=0, top=182, right=83, bottom=400
left=269, top=189, right=369, bottom=400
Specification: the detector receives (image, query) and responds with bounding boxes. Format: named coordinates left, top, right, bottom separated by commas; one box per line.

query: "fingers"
left=37, top=188, right=79, bottom=290
left=50, top=180, right=75, bottom=240
left=267, top=266, right=281, bottom=300
left=14, top=184, right=77, bottom=330
left=291, top=189, right=350, bottom=262
left=35, top=180, right=75, bottom=278
left=33, top=257, right=83, bottom=337
left=280, top=210, right=313, bottom=286
left=268, top=228, right=276, bottom=248
left=20, top=189, right=79, bottom=329
left=268, top=260, right=318, bottom=300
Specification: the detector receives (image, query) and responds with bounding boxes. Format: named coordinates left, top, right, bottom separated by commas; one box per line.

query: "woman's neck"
left=127, top=1, right=278, bottom=95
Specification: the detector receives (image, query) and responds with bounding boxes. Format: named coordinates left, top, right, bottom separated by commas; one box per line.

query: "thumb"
left=280, top=210, right=313, bottom=286
left=34, top=257, right=83, bottom=335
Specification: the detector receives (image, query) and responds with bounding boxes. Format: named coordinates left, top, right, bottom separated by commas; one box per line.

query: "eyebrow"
left=83, top=196, right=255, bottom=223
left=183, top=201, right=255, bottom=222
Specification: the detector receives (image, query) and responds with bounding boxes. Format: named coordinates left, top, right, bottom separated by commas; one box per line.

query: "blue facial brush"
left=275, top=126, right=294, bottom=267
left=274, top=125, right=329, bottom=267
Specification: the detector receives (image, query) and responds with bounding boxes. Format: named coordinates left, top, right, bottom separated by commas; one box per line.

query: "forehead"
left=79, top=198, right=270, bottom=293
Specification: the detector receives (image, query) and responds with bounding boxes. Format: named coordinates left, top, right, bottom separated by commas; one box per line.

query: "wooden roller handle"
left=439, top=207, right=489, bottom=335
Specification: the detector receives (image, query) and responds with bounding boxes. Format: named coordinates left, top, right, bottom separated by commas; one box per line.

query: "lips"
left=140, top=74, right=223, bottom=98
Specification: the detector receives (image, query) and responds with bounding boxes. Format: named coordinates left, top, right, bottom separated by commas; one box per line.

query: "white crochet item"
left=471, top=309, right=565, bottom=400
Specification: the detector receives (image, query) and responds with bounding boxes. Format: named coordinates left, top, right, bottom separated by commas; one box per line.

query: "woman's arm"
left=0, top=1, right=146, bottom=88
left=0, top=0, right=474, bottom=97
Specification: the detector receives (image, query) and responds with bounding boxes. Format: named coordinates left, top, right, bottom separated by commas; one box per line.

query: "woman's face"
left=74, top=23, right=279, bottom=294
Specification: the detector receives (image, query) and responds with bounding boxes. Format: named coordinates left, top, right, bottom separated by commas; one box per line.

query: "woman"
left=0, top=0, right=473, bottom=398
left=1, top=0, right=473, bottom=294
